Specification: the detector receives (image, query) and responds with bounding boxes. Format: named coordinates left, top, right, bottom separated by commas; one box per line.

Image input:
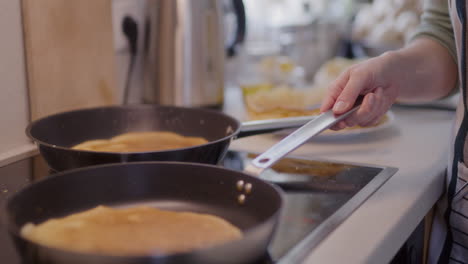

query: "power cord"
left=122, top=16, right=138, bottom=105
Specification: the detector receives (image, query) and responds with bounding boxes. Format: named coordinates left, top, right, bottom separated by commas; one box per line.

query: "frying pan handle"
left=244, top=97, right=363, bottom=177
left=237, top=116, right=316, bottom=138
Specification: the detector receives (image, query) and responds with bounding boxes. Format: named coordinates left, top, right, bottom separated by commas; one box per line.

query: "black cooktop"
left=0, top=151, right=396, bottom=264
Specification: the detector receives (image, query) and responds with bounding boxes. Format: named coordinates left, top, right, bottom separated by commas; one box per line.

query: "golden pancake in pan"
left=72, top=131, right=208, bottom=152
left=21, top=206, right=242, bottom=256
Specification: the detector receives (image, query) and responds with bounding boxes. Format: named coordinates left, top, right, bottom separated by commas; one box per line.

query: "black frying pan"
left=27, top=105, right=313, bottom=172
left=7, top=104, right=360, bottom=264
left=4, top=162, right=282, bottom=264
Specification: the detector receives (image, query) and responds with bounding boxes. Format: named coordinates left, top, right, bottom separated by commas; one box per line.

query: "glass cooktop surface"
left=0, top=151, right=397, bottom=264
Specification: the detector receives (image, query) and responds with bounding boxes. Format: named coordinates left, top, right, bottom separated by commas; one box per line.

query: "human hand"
left=319, top=54, right=401, bottom=130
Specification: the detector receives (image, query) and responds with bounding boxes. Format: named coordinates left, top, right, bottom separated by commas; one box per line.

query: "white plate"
left=275, top=110, right=396, bottom=139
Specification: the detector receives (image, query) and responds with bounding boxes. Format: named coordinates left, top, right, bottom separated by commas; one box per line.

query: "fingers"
left=319, top=58, right=397, bottom=131
left=320, top=70, right=350, bottom=113
left=344, top=88, right=377, bottom=126
left=343, top=87, right=389, bottom=127
left=360, top=87, right=393, bottom=127
left=329, top=87, right=389, bottom=131
left=330, top=121, right=347, bottom=131
left=332, top=68, right=368, bottom=115
left=362, top=115, right=384, bottom=127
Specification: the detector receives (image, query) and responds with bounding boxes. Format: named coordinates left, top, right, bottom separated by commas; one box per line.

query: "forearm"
left=387, top=37, right=457, bottom=103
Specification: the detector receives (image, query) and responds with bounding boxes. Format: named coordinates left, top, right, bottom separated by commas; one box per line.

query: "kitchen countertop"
left=225, top=87, right=455, bottom=263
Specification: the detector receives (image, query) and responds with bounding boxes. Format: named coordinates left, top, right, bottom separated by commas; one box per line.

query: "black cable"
left=226, top=0, right=246, bottom=58
left=122, top=15, right=138, bottom=105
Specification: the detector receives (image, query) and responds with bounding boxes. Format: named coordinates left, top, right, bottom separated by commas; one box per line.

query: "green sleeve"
left=409, top=0, right=457, bottom=64
left=408, top=0, right=458, bottom=96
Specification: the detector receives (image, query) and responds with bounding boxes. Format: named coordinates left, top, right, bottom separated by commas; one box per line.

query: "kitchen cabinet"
left=0, top=0, right=120, bottom=165
left=21, top=0, right=118, bottom=121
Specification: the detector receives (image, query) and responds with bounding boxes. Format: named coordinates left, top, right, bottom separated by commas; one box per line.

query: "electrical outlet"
left=111, top=0, right=146, bottom=53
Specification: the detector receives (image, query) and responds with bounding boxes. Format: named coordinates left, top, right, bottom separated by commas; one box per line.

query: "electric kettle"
left=141, top=0, right=245, bottom=109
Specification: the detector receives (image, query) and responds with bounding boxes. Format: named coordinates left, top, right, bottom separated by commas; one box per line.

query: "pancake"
left=21, top=206, right=243, bottom=256
left=71, top=131, right=208, bottom=152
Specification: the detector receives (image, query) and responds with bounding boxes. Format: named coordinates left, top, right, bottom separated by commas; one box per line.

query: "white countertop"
left=226, top=91, right=455, bottom=263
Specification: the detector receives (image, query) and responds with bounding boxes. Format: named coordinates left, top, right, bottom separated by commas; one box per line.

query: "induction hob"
left=0, top=151, right=397, bottom=264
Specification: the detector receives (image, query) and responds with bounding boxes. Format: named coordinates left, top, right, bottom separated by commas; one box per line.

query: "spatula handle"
left=244, top=100, right=362, bottom=177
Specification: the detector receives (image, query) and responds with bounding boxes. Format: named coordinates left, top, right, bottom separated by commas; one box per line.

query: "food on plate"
left=72, top=131, right=208, bottom=152
left=243, top=86, right=323, bottom=120
left=242, top=56, right=391, bottom=131
left=243, top=57, right=363, bottom=120
left=238, top=55, right=306, bottom=96
left=21, top=206, right=243, bottom=256
left=240, top=83, right=274, bottom=96
left=312, top=57, right=366, bottom=87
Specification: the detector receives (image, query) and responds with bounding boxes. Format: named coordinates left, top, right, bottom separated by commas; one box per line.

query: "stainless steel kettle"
left=141, top=0, right=245, bottom=109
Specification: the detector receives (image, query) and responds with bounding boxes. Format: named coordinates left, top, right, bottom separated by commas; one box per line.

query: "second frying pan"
left=27, top=105, right=315, bottom=171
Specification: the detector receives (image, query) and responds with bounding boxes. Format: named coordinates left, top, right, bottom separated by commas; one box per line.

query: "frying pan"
left=26, top=104, right=316, bottom=172
left=6, top=104, right=361, bottom=264
left=5, top=162, right=281, bottom=264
